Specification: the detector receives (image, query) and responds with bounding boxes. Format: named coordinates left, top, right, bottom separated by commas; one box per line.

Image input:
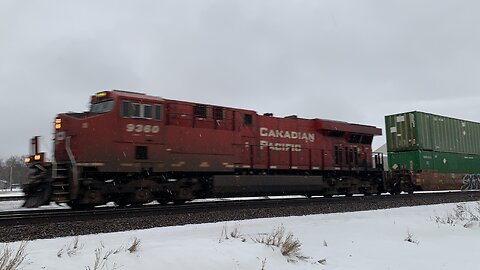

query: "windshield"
left=90, top=100, right=114, bottom=113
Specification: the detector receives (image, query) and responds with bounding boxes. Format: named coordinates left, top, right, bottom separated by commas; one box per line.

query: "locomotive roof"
left=106, top=89, right=380, bottom=134
left=111, top=90, right=164, bottom=101
left=316, top=118, right=382, bottom=135
left=109, top=89, right=255, bottom=113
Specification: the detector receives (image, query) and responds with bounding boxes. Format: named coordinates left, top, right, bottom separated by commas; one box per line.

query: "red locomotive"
left=23, top=90, right=384, bottom=208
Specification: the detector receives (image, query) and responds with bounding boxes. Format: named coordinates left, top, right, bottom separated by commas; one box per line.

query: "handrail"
left=65, top=136, right=79, bottom=199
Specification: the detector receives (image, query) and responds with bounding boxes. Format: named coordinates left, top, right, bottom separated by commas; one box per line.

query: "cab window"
left=144, top=105, right=152, bottom=119
left=132, top=104, right=141, bottom=117
left=121, top=100, right=161, bottom=120
left=154, top=105, right=162, bottom=120
left=121, top=101, right=130, bottom=117
left=244, top=114, right=253, bottom=125
left=90, top=100, right=114, bottom=113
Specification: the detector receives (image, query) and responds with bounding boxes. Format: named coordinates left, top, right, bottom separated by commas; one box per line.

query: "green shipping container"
left=388, top=150, right=480, bottom=174
left=385, top=111, right=480, bottom=155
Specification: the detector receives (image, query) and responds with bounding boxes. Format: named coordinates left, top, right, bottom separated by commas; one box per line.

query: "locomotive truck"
left=23, top=90, right=385, bottom=208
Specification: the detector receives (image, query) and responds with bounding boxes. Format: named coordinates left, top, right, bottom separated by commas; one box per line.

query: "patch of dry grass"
left=254, top=225, right=309, bottom=262
left=127, top=237, right=141, bottom=253
left=404, top=230, right=419, bottom=245
left=0, top=241, right=28, bottom=270
left=85, top=248, right=118, bottom=270
left=260, top=258, right=267, bottom=269
left=434, top=202, right=480, bottom=228
left=58, top=236, right=84, bottom=258
left=219, top=225, right=322, bottom=264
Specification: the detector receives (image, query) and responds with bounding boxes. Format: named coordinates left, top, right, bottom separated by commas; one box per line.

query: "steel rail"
left=0, top=191, right=478, bottom=227
left=0, top=195, right=25, bottom=202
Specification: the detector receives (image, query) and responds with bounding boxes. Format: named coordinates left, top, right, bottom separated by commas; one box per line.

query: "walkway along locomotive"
left=23, top=90, right=386, bottom=208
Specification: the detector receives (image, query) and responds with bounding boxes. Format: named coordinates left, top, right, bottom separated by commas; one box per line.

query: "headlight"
left=24, top=157, right=31, bottom=163
left=96, top=92, right=107, bottom=98
left=55, top=118, right=62, bottom=129
left=34, top=155, right=41, bottom=161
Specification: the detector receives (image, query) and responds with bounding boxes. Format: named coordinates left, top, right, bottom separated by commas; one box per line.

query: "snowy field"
left=1, top=201, right=479, bottom=270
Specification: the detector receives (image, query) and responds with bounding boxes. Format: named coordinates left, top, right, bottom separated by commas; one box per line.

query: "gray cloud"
left=1, top=0, right=480, bottom=158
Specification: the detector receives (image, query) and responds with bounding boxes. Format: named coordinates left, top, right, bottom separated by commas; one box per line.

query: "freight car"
left=23, top=90, right=385, bottom=208
left=385, top=111, right=480, bottom=193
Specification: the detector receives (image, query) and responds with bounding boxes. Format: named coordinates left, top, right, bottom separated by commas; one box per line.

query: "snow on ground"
left=0, top=189, right=23, bottom=197
left=2, top=201, right=479, bottom=270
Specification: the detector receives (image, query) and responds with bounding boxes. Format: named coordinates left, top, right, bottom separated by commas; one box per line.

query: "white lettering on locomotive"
left=260, top=140, right=302, bottom=151
left=126, top=124, right=160, bottom=133
left=259, top=127, right=315, bottom=143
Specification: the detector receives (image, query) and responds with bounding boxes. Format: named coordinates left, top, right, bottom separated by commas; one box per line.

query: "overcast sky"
left=1, top=0, right=480, bottom=159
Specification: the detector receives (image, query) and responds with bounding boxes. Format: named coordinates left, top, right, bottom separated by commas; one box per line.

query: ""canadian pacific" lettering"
left=259, top=128, right=315, bottom=142
left=259, top=127, right=315, bottom=152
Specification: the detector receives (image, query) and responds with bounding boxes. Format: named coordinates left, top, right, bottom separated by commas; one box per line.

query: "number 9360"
left=126, top=124, right=160, bottom=133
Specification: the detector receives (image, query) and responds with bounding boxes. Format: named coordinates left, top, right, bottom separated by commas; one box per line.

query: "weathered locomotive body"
left=24, top=90, right=384, bottom=208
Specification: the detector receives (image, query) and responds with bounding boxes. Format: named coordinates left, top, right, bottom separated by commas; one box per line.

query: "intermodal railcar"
left=385, top=111, right=480, bottom=192
left=23, top=90, right=385, bottom=208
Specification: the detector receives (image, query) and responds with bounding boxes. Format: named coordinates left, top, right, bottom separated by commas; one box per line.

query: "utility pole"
left=9, top=166, right=12, bottom=191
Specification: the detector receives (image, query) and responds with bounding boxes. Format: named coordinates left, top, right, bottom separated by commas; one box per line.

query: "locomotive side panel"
left=160, top=101, right=241, bottom=172
left=254, top=116, right=316, bottom=170
left=115, top=97, right=166, bottom=173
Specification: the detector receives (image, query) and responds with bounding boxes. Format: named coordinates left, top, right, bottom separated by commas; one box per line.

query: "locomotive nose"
left=54, top=117, right=66, bottom=145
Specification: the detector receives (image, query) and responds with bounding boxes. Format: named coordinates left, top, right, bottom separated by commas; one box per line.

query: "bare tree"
left=0, top=156, right=29, bottom=188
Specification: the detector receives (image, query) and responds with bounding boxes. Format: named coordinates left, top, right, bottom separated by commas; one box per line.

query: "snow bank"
left=2, top=202, right=479, bottom=270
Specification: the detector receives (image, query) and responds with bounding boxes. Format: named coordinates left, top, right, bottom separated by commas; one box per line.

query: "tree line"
left=0, top=156, right=29, bottom=189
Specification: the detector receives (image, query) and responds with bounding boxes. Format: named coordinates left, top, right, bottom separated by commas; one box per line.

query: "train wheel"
left=173, top=199, right=186, bottom=204
left=67, top=201, right=94, bottom=210
left=115, top=198, right=128, bottom=208
left=157, top=199, right=169, bottom=205
left=156, top=191, right=173, bottom=205
left=133, top=189, right=153, bottom=203
left=130, top=203, right=144, bottom=207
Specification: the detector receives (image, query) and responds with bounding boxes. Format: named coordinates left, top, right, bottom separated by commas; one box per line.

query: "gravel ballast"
left=1, top=191, right=479, bottom=242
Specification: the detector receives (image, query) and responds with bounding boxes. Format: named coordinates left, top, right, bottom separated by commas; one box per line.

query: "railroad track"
left=0, top=191, right=479, bottom=242
left=0, top=195, right=25, bottom=202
